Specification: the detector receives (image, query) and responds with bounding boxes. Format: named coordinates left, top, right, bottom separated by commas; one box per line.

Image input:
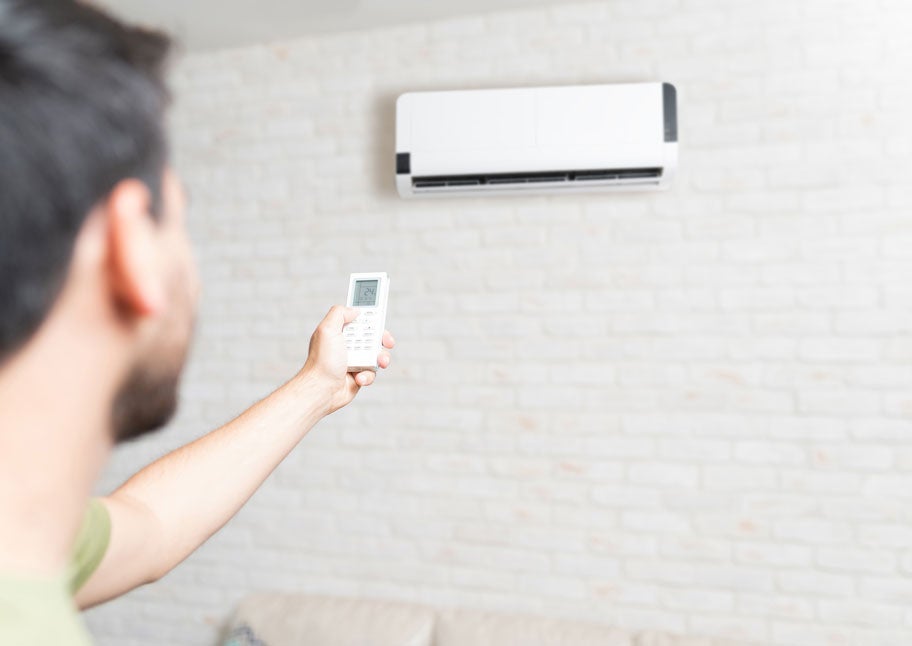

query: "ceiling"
left=98, top=0, right=561, bottom=52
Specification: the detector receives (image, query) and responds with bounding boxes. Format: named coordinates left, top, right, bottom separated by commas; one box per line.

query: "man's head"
left=0, top=0, right=197, bottom=442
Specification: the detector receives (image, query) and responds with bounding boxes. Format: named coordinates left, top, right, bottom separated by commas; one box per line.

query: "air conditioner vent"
left=412, top=167, right=662, bottom=192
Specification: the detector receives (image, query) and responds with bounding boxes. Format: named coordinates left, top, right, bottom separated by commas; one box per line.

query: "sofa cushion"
left=226, top=592, right=435, bottom=646
left=434, top=608, right=633, bottom=646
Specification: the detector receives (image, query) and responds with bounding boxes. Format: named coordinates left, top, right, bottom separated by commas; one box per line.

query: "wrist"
left=290, top=366, right=334, bottom=419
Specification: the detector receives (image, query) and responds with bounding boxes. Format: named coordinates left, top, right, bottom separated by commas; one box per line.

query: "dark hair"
left=0, top=0, right=172, bottom=360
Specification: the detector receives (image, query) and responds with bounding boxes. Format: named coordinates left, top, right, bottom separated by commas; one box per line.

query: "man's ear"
left=105, top=179, right=165, bottom=318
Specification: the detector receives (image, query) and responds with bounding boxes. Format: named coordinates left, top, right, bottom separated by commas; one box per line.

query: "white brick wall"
left=85, top=0, right=912, bottom=643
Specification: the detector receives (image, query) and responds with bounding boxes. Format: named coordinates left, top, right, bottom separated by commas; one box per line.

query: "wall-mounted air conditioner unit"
left=395, top=82, right=677, bottom=198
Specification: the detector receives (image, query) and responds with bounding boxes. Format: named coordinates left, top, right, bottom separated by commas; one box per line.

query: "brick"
left=689, top=615, right=768, bottom=642
left=734, top=542, right=812, bottom=569
left=772, top=518, right=853, bottom=545
left=737, top=593, right=815, bottom=620
left=859, top=524, right=912, bottom=548
left=817, top=547, right=896, bottom=575
left=799, top=338, right=882, bottom=362
left=864, top=475, right=912, bottom=498
left=817, top=599, right=904, bottom=627
left=798, top=390, right=881, bottom=416
left=733, top=441, right=805, bottom=466
left=621, top=511, right=692, bottom=534
left=861, top=576, right=912, bottom=604
left=771, top=621, right=857, bottom=646
left=777, top=570, right=855, bottom=597
left=629, top=462, right=700, bottom=488
left=703, top=466, right=777, bottom=491
left=809, top=444, right=894, bottom=471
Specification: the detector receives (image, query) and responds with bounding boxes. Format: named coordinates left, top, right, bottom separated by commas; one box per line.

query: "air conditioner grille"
left=412, top=167, right=663, bottom=191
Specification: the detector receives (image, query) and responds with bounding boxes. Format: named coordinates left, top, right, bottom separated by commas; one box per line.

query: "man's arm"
left=75, top=307, right=393, bottom=609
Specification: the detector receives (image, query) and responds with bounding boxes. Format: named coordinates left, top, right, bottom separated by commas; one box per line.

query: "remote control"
left=344, top=272, right=390, bottom=373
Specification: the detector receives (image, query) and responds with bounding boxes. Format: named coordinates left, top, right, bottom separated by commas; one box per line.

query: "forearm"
left=113, top=371, right=329, bottom=580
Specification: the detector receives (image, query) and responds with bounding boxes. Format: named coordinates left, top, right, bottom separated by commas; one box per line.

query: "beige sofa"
left=223, top=593, right=747, bottom=646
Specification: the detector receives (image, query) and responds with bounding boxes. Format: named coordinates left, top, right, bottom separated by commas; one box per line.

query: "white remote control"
left=344, top=272, right=390, bottom=373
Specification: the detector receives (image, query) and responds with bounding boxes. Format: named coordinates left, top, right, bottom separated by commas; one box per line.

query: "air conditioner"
left=395, top=82, right=677, bottom=198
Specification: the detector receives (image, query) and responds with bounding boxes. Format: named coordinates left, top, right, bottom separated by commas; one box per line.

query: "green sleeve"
left=67, top=498, right=111, bottom=595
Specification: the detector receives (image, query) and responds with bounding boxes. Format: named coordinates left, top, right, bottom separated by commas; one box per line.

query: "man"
left=0, top=1, right=395, bottom=644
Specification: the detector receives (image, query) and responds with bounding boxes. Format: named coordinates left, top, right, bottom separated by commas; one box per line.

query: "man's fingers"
left=382, top=330, right=395, bottom=349
left=341, top=307, right=360, bottom=325
left=378, top=351, right=392, bottom=370
left=321, top=305, right=360, bottom=333
left=356, top=371, right=375, bottom=387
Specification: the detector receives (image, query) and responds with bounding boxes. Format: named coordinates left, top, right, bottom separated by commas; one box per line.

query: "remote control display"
left=353, top=280, right=378, bottom=307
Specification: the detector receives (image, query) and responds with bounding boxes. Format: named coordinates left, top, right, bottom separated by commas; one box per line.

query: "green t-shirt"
left=0, top=499, right=111, bottom=645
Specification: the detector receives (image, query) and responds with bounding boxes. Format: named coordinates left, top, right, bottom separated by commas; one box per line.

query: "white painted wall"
left=86, top=0, right=912, bottom=644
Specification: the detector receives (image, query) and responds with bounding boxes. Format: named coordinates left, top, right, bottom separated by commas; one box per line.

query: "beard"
left=111, top=281, right=196, bottom=443
left=111, top=357, right=183, bottom=443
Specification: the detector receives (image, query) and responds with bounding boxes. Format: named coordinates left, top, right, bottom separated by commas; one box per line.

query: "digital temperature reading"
left=353, top=280, right=378, bottom=307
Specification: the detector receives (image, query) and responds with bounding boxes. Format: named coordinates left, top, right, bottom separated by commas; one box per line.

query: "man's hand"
left=301, top=305, right=395, bottom=416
